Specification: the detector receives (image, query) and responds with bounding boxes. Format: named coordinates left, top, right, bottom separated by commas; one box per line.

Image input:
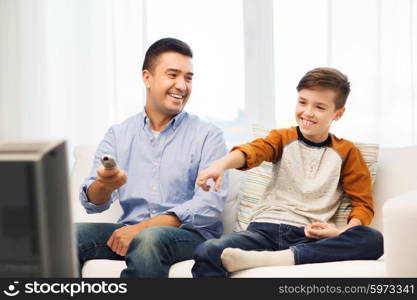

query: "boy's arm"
left=341, top=146, right=374, bottom=226
left=197, top=128, right=288, bottom=191
left=197, top=150, right=246, bottom=192
left=231, top=129, right=285, bottom=170
left=345, top=217, right=362, bottom=229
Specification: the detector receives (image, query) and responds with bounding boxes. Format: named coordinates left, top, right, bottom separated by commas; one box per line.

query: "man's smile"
left=168, top=93, right=184, bottom=100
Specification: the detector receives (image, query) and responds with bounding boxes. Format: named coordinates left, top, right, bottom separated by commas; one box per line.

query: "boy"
left=192, top=67, right=383, bottom=277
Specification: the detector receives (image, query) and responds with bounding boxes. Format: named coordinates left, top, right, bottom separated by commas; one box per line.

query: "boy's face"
left=295, top=88, right=345, bottom=143
left=142, top=51, right=193, bottom=117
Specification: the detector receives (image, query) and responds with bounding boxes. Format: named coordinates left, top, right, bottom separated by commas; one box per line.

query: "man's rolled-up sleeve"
left=79, top=127, right=119, bottom=214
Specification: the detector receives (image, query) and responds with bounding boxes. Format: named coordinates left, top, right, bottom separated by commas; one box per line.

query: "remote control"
left=100, top=155, right=117, bottom=170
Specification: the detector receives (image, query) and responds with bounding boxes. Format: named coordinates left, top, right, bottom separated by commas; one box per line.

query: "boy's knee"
left=194, top=239, right=223, bottom=259
left=350, top=225, right=384, bottom=258
left=354, top=226, right=383, bottom=242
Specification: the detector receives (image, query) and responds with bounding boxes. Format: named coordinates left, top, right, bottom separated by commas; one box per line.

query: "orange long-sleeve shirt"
left=232, top=126, right=374, bottom=226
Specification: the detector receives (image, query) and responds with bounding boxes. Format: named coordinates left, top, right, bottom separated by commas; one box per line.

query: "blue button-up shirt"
left=80, top=110, right=228, bottom=239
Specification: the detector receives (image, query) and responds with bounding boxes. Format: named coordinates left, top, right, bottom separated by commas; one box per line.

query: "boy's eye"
left=317, top=106, right=326, bottom=110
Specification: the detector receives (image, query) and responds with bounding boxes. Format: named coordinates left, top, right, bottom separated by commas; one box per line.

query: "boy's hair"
left=296, top=67, right=350, bottom=110
left=142, top=38, right=193, bottom=72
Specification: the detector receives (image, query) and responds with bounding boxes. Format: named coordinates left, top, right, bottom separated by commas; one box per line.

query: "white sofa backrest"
left=70, top=144, right=417, bottom=235
left=370, top=146, right=417, bottom=232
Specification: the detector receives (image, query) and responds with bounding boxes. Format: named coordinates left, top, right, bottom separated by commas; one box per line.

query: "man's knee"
left=76, top=223, right=96, bottom=244
left=129, top=226, right=173, bottom=254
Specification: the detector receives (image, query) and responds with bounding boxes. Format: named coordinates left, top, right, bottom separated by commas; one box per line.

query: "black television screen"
left=0, top=140, right=78, bottom=277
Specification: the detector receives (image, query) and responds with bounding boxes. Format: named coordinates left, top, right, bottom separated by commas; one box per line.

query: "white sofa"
left=70, top=145, right=417, bottom=277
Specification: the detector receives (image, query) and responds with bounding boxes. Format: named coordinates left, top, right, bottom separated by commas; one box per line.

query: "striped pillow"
left=234, top=125, right=379, bottom=231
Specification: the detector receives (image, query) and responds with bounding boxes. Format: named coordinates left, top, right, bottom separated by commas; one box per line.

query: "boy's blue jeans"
left=192, top=222, right=384, bottom=277
left=76, top=222, right=205, bottom=278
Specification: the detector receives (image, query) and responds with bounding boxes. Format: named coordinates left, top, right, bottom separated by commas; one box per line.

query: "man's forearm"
left=134, top=214, right=181, bottom=231
left=86, top=180, right=114, bottom=205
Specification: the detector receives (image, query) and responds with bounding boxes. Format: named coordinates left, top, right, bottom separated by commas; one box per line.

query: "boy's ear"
left=334, top=107, right=345, bottom=121
left=142, top=69, right=152, bottom=89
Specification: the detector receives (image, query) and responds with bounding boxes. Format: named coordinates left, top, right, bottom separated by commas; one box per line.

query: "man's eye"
left=185, top=76, right=193, bottom=82
left=298, top=101, right=305, bottom=104
left=168, top=73, right=176, bottom=78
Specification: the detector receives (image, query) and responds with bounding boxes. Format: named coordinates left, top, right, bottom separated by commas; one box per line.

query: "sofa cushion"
left=82, top=259, right=126, bottom=278
left=85, top=256, right=386, bottom=278
left=231, top=257, right=386, bottom=277
left=168, top=257, right=386, bottom=278
left=235, top=125, right=379, bottom=231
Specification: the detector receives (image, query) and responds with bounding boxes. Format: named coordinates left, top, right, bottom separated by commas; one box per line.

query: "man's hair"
left=142, top=38, right=193, bottom=72
left=296, top=67, right=350, bottom=109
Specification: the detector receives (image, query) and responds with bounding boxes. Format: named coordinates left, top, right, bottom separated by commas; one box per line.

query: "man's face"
left=295, top=88, right=345, bottom=143
left=142, top=51, right=193, bottom=117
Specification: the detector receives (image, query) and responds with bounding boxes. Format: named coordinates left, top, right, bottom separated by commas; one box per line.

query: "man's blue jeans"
left=192, top=222, right=384, bottom=277
left=76, top=222, right=205, bottom=278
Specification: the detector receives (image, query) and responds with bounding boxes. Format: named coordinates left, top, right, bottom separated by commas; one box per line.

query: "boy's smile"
left=295, top=88, right=345, bottom=143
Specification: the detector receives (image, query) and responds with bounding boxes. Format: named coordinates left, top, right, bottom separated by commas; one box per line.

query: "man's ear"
left=142, top=69, right=152, bottom=89
left=334, top=107, right=345, bottom=121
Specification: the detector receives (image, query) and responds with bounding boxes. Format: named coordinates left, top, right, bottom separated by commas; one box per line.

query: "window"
left=146, top=0, right=248, bottom=146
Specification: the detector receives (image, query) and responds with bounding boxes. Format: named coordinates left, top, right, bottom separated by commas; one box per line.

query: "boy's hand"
left=304, top=222, right=341, bottom=239
left=197, top=162, right=225, bottom=192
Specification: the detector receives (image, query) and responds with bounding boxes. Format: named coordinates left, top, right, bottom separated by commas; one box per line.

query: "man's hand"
left=106, top=215, right=181, bottom=257
left=197, top=161, right=225, bottom=192
left=96, top=165, right=127, bottom=192
left=86, top=166, right=128, bottom=205
left=107, top=224, right=141, bottom=257
left=304, top=221, right=342, bottom=239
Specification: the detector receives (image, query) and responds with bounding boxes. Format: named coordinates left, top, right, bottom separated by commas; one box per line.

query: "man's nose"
left=174, top=76, right=187, bottom=91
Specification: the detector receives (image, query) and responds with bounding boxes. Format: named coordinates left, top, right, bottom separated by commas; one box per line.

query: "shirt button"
left=152, top=186, right=156, bottom=190
left=151, top=210, right=157, bottom=214
left=154, top=162, right=159, bottom=166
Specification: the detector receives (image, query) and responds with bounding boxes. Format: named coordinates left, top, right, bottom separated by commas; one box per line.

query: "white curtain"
left=0, top=0, right=146, bottom=160
left=274, top=0, right=417, bottom=147
left=2, top=0, right=416, bottom=155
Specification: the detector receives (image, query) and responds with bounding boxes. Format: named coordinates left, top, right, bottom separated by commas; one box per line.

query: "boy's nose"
left=304, top=107, right=314, bottom=116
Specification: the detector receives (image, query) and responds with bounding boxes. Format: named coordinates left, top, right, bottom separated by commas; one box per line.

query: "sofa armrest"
left=383, top=189, right=417, bottom=277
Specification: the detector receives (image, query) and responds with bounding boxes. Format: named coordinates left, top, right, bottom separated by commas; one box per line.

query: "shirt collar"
left=296, top=126, right=331, bottom=148
left=139, top=109, right=187, bottom=131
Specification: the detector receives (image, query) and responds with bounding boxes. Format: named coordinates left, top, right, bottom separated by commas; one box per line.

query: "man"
left=77, top=38, right=228, bottom=278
